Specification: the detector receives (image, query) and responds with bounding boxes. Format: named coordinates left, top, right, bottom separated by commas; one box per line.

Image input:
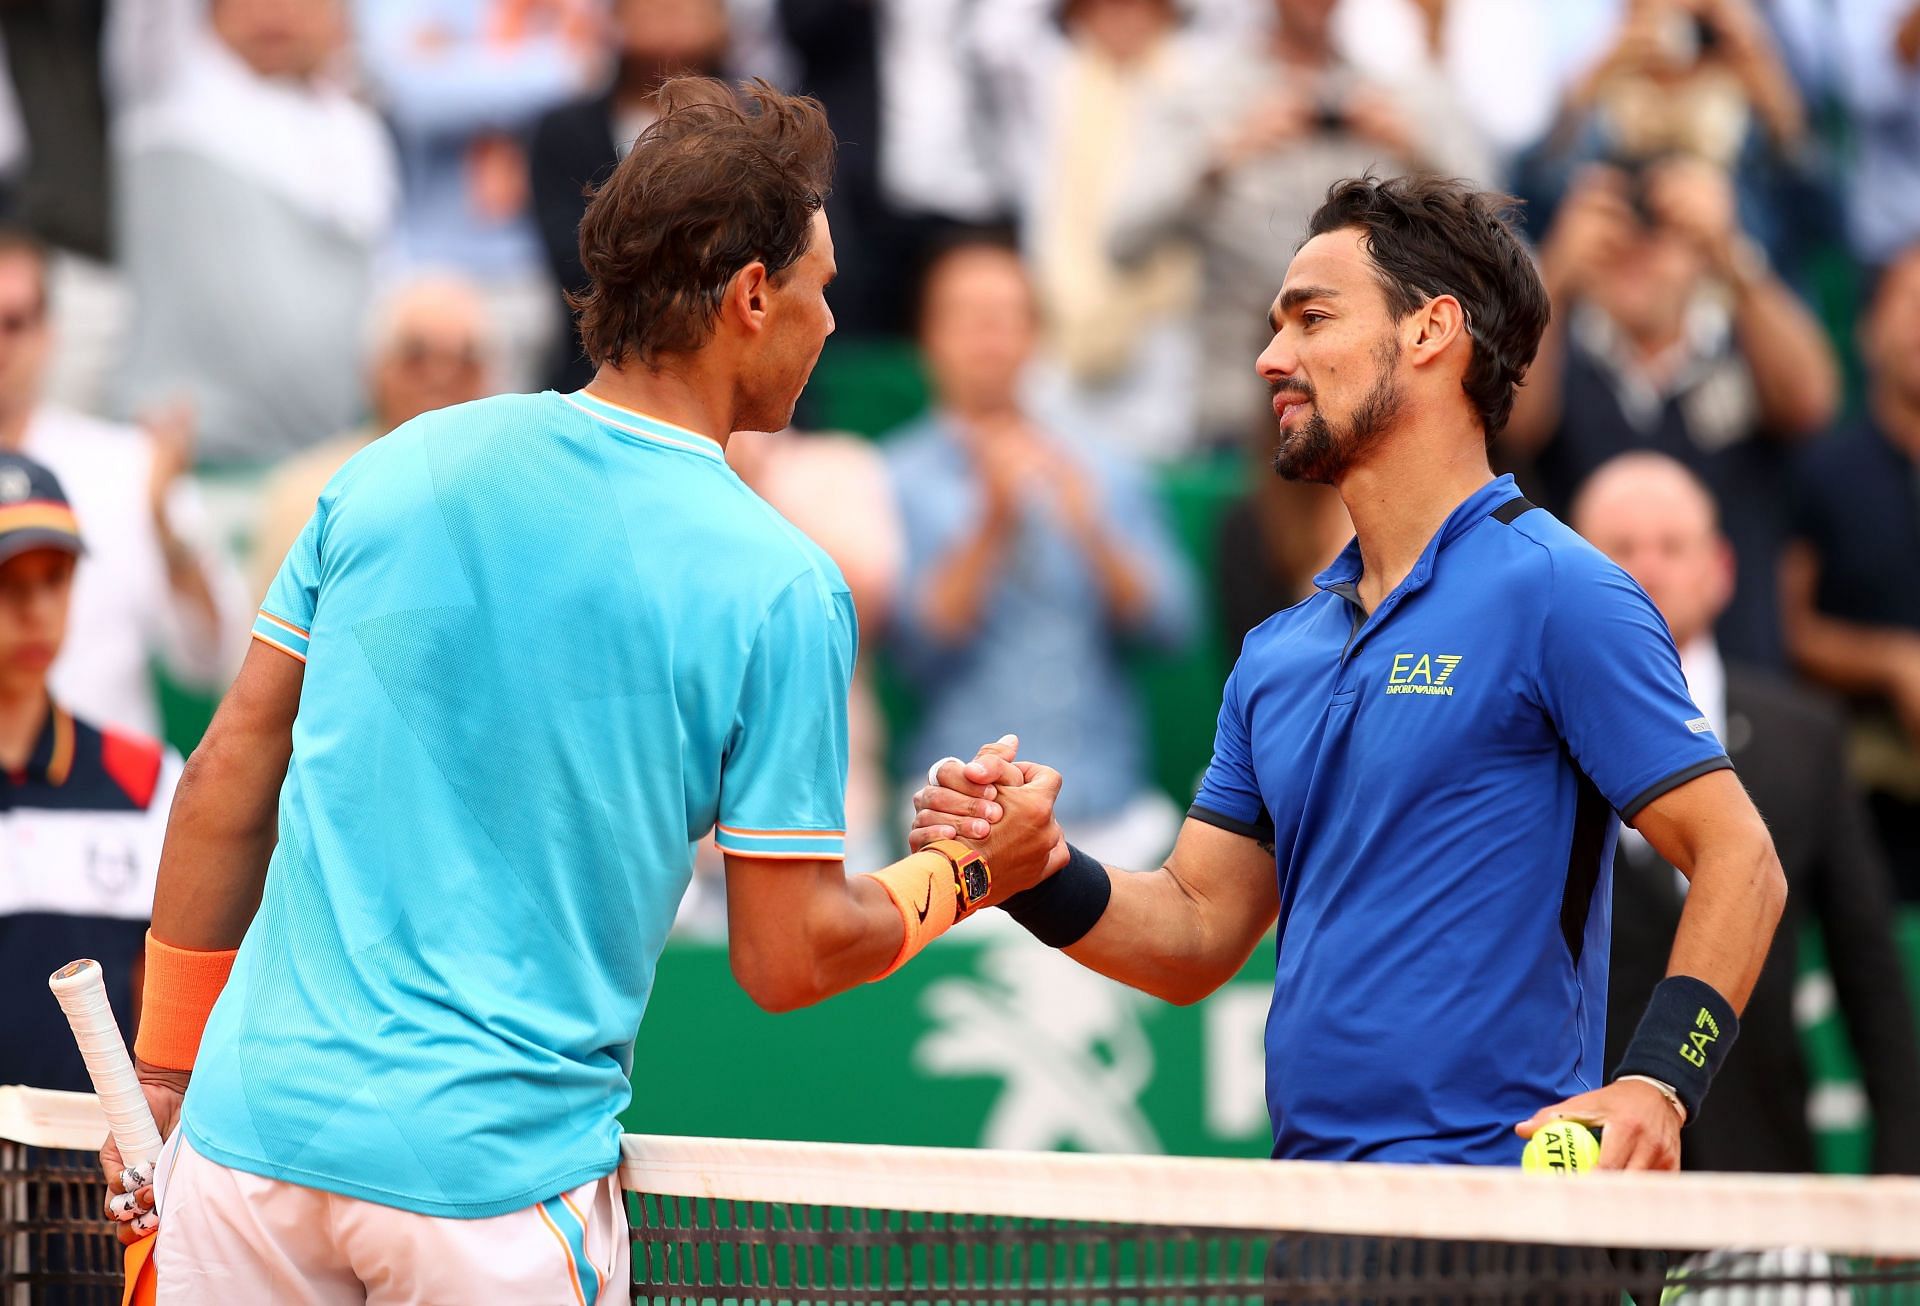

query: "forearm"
left=149, top=743, right=280, bottom=948
left=154, top=521, right=221, bottom=643
left=778, top=873, right=910, bottom=1007
left=1732, top=274, right=1839, bottom=436
left=1064, top=861, right=1269, bottom=1006
left=917, top=515, right=1010, bottom=643
left=1073, top=526, right=1155, bottom=630
left=1665, top=834, right=1786, bottom=1011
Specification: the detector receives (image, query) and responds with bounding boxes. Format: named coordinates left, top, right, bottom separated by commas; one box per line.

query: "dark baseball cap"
left=0, top=450, right=84, bottom=564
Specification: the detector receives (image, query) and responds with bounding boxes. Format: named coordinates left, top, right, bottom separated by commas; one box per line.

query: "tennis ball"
left=1521, top=1120, right=1599, bottom=1174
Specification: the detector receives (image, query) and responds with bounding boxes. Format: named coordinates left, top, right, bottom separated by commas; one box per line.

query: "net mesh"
left=618, top=1136, right=1920, bottom=1306
left=7, top=1093, right=1920, bottom=1305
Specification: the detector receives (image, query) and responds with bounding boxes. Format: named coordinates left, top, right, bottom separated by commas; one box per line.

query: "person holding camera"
left=1501, top=156, right=1838, bottom=667
left=1107, top=0, right=1491, bottom=449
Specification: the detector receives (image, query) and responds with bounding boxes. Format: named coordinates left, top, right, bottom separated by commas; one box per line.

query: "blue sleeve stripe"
left=252, top=611, right=310, bottom=662
left=713, top=825, right=846, bottom=860
left=1619, top=755, right=1733, bottom=824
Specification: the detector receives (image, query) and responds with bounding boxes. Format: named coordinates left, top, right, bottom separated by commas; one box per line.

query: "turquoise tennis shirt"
left=184, top=390, right=855, bottom=1217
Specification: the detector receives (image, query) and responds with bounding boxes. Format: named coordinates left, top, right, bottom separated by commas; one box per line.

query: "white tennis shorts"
left=151, top=1132, right=629, bottom=1304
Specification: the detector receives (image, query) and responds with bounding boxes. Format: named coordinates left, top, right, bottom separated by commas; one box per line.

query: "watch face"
left=960, top=859, right=990, bottom=904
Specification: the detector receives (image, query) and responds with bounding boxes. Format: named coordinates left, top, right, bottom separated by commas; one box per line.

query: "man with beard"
left=910, top=174, right=1787, bottom=1171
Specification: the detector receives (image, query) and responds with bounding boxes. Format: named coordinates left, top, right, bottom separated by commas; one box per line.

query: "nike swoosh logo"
left=915, top=880, right=934, bottom=924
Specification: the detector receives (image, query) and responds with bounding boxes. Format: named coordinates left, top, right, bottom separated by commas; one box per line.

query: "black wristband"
left=1612, top=975, right=1739, bottom=1121
left=998, top=844, right=1112, bottom=948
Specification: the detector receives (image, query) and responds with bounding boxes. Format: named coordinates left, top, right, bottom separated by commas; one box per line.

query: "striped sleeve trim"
left=713, top=824, right=846, bottom=860
left=251, top=610, right=310, bottom=662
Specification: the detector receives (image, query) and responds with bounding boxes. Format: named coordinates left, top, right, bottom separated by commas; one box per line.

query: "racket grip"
left=49, top=958, right=166, bottom=1175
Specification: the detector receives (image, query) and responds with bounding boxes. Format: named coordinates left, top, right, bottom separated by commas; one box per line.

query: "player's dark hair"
left=1305, top=174, right=1549, bottom=442
left=571, top=77, right=836, bottom=368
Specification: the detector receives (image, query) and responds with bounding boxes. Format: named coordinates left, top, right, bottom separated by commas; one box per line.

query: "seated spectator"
left=1503, top=156, right=1838, bottom=666
left=116, top=0, right=398, bottom=466
left=1783, top=243, right=1920, bottom=901
left=1109, top=0, right=1491, bottom=447
left=356, top=0, right=602, bottom=394
left=0, top=452, right=181, bottom=1092
left=995, top=0, right=1206, bottom=463
left=251, top=274, right=497, bottom=595
left=885, top=236, right=1196, bottom=867
left=0, top=230, right=249, bottom=738
left=1576, top=452, right=1920, bottom=1174
left=531, top=0, right=731, bottom=392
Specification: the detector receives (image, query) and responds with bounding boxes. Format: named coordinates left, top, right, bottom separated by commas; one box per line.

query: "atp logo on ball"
left=1384, top=653, right=1463, bottom=697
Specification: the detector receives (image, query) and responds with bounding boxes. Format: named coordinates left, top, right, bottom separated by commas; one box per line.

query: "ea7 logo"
left=1385, top=653, right=1462, bottom=697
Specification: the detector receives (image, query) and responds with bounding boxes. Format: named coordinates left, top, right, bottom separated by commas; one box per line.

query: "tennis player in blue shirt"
left=100, top=80, right=1059, bottom=1303
left=914, top=175, right=1787, bottom=1172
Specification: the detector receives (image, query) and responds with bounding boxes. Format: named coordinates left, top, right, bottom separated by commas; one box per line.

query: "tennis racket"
left=48, top=958, right=163, bottom=1233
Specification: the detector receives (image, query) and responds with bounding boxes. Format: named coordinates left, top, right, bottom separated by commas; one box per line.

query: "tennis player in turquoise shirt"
left=101, top=80, right=1060, bottom=1304
left=912, top=175, right=1788, bottom=1174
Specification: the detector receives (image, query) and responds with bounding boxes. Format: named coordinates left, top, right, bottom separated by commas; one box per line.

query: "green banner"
left=626, top=917, right=1920, bottom=1170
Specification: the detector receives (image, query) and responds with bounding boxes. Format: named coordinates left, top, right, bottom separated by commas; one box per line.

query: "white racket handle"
left=49, top=958, right=165, bottom=1176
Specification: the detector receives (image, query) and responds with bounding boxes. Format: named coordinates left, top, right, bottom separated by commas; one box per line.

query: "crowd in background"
left=0, top=0, right=1917, bottom=1172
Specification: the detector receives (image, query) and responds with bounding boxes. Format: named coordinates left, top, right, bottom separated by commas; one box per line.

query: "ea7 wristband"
left=999, top=843, right=1111, bottom=948
left=1612, top=975, right=1739, bottom=1121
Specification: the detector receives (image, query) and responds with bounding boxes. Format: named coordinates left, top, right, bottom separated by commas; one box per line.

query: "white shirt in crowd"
left=23, top=406, right=251, bottom=739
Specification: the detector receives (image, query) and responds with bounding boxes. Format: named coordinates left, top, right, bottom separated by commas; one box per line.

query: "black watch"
left=926, top=839, right=992, bottom=916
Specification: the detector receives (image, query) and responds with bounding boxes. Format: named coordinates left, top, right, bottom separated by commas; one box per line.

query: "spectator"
left=1518, top=0, right=1824, bottom=278
left=1575, top=452, right=1920, bottom=1174
left=985, top=0, right=1207, bottom=463
left=116, top=0, right=398, bottom=466
left=250, top=274, right=497, bottom=596
left=1109, top=0, right=1492, bottom=447
left=0, top=230, right=248, bottom=738
left=1782, top=243, right=1920, bottom=901
left=530, top=0, right=731, bottom=392
left=1503, top=156, right=1838, bottom=665
left=886, top=237, right=1195, bottom=867
left=356, top=0, right=602, bottom=394
left=0, top=451, right=181, bottom=1093
left=1763, top=0, right=1920, bottom=273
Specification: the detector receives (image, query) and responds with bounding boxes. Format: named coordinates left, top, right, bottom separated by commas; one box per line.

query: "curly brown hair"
left=570, top=77, right=836, bottom=369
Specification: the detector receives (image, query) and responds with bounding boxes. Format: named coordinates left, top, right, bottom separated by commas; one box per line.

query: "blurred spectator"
left=1765, top=0, right=1920, bottom=273
left=998, top=0, right=1206, bottom=463
left=1783, top=244, right=1920, bottom=901
left=0, top=230, right=248, bottom=738
left=0, top=450, right=181, bottom=1093
left=728, top=427, right=902, bottom=868
left=1576, top=452, right=1920, bottom=1174
left=1109, top=0, right=1492, bottom=447
left=531, top=0, right=731, bottom=392
left=1520, top=0, right=1824, bottom=278
left=886, top=237, right=1195, bottom=866
left=356, top=0, right=601, bottom=393
left=1215, top=477, right=1350, bottom=660
left=1503, top=156, right=1838, bottom=666
left=117, top=0, right=398, bottom=466
left=251, top=274, right=497, bottom=595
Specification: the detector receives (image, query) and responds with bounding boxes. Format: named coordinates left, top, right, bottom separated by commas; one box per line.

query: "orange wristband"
left=864, top=851, right=960, bottom=981
left=132, top=931, right=238, bottom=1072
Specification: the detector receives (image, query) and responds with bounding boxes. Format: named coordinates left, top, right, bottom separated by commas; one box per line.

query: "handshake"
left=909, top=734, right=1071, bottom=906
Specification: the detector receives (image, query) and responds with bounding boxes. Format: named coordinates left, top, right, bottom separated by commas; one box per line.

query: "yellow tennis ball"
left=1521, top=1120, right=1599, bottom=1174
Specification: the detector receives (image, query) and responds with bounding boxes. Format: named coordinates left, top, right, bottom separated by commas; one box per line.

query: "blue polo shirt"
left=1192, top=476, right=1731, bottom=1166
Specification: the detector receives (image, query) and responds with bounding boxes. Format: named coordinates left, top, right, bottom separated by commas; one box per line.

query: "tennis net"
left=620, top=1133, right=1920, bottom=1304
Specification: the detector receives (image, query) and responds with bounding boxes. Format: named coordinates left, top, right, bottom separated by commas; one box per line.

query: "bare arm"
left=1056, top=820, right=1277, bottom=1005
left=1630, top=768, right=1787, bottom=1010
left=915, top=502, right=1014, bottom=646
left=1727, top=265, right=1840, bottom=437
left=149, top=641, right=302, bottom=949
left=1781, top=541, right=1920, bottom=738
left=724, top=769, right=1066, bottom=1012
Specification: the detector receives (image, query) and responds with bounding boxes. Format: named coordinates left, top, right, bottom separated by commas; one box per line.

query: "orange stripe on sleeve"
left=251, top=630, right=308, bottom=664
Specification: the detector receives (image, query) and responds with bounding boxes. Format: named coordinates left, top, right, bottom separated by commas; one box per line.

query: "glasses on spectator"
left=394, top=338, right=483, bottom=371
